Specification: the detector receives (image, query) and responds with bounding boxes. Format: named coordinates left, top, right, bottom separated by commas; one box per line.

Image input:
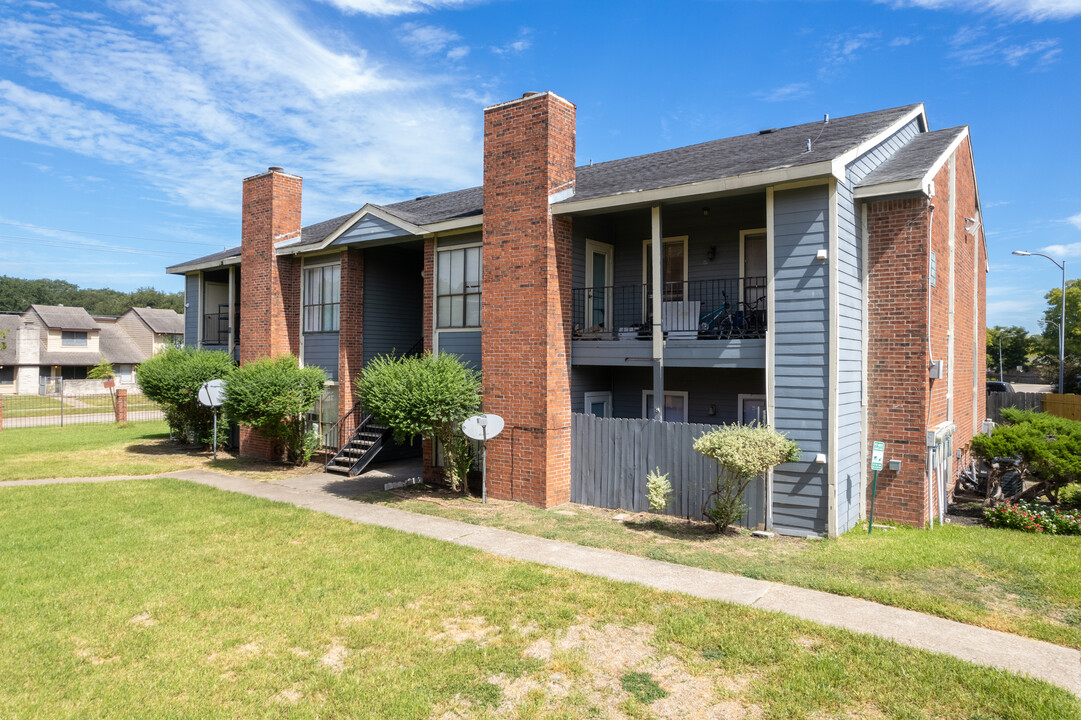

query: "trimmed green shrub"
left=356, top=352, right=481, bottom=492
left=693, top=423, right=801, bottom=532
left=136, top=345, right=234, bottom=445
left=223, top=355, right=326, bottom=465
left=970, top=408, right=1081, bottom=504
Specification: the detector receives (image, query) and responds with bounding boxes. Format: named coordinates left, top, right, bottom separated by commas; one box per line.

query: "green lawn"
left=1, top=479, right=1076, bottom=719
left=1, top=393, right=160, bottom=419
left=362, top=488, right=1081, bottom=651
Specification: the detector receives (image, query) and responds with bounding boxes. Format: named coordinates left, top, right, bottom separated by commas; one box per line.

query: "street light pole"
left=1013, top=250, right=1066, bottom=394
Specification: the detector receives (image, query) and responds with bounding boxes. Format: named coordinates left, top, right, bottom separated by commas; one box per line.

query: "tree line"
left=0, top=276, right=183, bottom=316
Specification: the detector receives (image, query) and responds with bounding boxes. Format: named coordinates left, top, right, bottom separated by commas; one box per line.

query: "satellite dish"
left=461, top=413, right=504, bottom=441
left=198, top=378, right=226, bottom=408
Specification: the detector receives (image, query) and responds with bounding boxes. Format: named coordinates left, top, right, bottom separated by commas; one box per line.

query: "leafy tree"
left=137, top=345, right=234, bottom=444
left=970, top=408, right=1081, bottom=505
left=692, top=424, right=802, bottom=532
left=356, top=352, right=481, bottom=492
left=1034, top=279, right=1081, bottom=391
left=223, top=355, right=327, bottom=465
left=86, top=355, right=114, bottom=379
left=986, top=326, right=1030, bottom=375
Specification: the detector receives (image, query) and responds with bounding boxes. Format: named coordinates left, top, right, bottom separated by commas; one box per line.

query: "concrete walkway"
left=4, top=468, right=1079, bottom=696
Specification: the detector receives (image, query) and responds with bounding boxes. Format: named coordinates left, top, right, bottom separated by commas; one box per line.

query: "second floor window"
left=62, top=331, right=87, bottom=346
left=437, top=246, right=481, bottom=328
left=304, top=264, right=340, bottom=332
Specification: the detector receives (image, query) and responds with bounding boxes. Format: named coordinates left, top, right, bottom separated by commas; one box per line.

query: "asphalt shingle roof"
left=29, top=304, right=98, bottom=331
left=165, top=245, right=241, bottom=273
left=170, top=104, right=924, bottom=267
left=856, top=126, right=966, bottom=188
left=0, top=314, right=19, bottom=365
left=129, top=307, right=184, bottom=335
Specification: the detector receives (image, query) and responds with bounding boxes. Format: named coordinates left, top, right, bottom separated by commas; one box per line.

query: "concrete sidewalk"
left=5, top=468, right=1080, bottom=696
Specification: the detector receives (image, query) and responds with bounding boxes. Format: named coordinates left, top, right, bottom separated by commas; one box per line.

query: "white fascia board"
left=550, top=161, right=835, bottom=215
left=853, top=127, right=970, bottom=201
left=166, top=255, right=241, bottom=275
left=830, top=104, right=928, bottom=180
left=274, top=204, right=428, bottom=256
left=422, top=215, right=483, bottom=235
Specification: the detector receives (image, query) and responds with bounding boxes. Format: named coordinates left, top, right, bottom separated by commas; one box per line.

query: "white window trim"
left=432, top=239, right=483, bottom=348
left=583, top=390, right=612, bottom=418
left=641, top=390, right=689, bottom=423
left=584, top=239, right=614, bottom=330
left=301, top=260, right=342, bottom=334
left=641, top=235, right=689, bottom=286
left=738, top=393, right=766, bottom=425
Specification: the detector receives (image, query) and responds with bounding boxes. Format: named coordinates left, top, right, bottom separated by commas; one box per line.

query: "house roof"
left=98, top=324, right=145, bottom=364
left=28, top=304, right=98, bottom=331
left=856, top=126, right=968, bottom=188
left=169, top=103, right=925, bottom=269
left=129, top=307, right=184, bottom=335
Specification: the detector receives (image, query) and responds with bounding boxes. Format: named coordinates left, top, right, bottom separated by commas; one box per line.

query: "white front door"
left=643, top=391, right=688, bottom=423
left=583, top=391, right=612, bottom=418
left=739, top=394, right=766, bottom=425
left=585, top=240, right=614, bottom=331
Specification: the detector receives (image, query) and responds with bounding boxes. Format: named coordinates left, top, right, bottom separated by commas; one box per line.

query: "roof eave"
left=551, top=160, right=837, bottom=215
left=275, top=204, right=429, bottom=256
left=166, top=254, right=241, bottom=275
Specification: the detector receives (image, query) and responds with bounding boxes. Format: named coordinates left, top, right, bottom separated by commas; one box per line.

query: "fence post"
left=115, top=388, right=127, bottom=423
left=0, top=394, right=4, bottom=431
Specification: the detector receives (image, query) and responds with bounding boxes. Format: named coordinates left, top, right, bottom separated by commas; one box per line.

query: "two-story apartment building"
left=168, top=91, right=986, bottom=537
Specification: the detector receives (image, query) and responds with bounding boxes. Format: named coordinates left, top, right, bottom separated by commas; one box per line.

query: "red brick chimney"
left=481, top=91, right=576, bottom=507
left=239, top=166, right=302, bottom=459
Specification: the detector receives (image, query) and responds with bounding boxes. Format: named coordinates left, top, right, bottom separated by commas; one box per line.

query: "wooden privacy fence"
left=986, top=391, right=1043, bottom=423
left=1043, top=393, right=1081, bottom=421
left=570, top=413, right=764, bottom=528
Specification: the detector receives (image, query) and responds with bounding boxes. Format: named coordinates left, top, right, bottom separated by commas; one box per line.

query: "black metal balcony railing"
left=571, top=277, right=767, bottom=340
left=202, top=311, right=239, bottom=346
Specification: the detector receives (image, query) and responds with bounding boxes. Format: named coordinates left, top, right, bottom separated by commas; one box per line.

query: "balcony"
left=201, top=309, right=239, bottom=347
left=570, top=277, right=766, bottom=368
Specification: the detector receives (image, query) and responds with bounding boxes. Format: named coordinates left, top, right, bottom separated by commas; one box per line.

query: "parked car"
left=986, top=381, right=1016, bottom=394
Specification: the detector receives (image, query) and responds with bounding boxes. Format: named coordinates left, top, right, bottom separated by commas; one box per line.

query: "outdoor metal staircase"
left=325, top=413, right=392, bottom=476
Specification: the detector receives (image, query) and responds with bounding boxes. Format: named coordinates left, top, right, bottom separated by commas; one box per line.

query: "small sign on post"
left=461, top=413, right=505, bottom=504
left=868, top=441, right=885, bottom=534
left=198, top=379, right=227, bottom=461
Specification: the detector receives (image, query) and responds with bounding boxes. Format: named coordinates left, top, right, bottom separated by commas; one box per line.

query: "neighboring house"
left=0, top=304, right=183, bottom=396
left=167, top=91, right=986, bottom=537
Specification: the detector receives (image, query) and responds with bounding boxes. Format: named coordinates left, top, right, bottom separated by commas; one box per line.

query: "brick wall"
left=339, top=248, right=363, bottom=437
left=865, top=135, right=987, bottom=526
left=239, top=167, right=302, bottom=460
left=480, top=92, right=576, bottom=507
left=866, top=196, right=933, bottom=526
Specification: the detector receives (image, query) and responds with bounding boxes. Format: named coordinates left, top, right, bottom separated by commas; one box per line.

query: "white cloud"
left=316, top=0, right=473, bottom=16
left=399, top=22, right=468, bottom=59
left=1041, top=242, right=1081, bottom=257
left=0, top=1, right=482, bottom=221
left=1067, top=212, right=1081, bottom=231
left=889, top=36, right=916, bottom=46
left=881, top=0, right=1081, bottom=21
left=754, top=82, right=812, bottom=102
left=491, top=28, right=532, bottom=55
left=820, top=31, right=880, bottom=75
left=949, top=26, right=1061, bottom=66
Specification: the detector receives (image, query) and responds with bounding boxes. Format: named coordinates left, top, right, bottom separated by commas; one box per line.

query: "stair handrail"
left=323, top=401, right=361, bottom=466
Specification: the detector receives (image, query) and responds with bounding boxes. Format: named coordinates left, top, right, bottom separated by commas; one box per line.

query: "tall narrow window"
left=303, top=264, right=340, bottom=332
left=437, top=246, right=481, bottom=328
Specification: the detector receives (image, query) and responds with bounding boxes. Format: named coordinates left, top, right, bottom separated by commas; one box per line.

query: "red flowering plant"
left=984, top=500, right=1081, bottom=535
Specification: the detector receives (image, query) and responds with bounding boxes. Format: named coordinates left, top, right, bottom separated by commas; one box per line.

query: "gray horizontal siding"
left=771, top=185, right=830, bottom=536
left=437, top=331, right=481, bottom=371
left=363, top=246, right=423, bottom=366
left=333, top=214, right=412, bottom=246
left=185, top=274, right=199, bottom=347
left=303, top=333, right=339, bottom=381
left=572, top=338, right=766, bottom=368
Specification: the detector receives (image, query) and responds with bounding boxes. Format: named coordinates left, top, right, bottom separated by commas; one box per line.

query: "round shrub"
left=136, top=345, right=234, bottom=444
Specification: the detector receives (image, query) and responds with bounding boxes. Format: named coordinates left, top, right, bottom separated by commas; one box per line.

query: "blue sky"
left=0, top=0, right=1078, bottom=332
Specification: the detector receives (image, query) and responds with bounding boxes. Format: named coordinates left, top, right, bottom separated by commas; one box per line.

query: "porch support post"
left=651, top=205, right=664, bottom=420
left=228, top=265, right=235, bottom=355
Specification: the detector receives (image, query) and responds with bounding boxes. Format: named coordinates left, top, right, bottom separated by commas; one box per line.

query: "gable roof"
left=129, top=307, right=184, bottom=335
left=0, top=314, right=19, bottom=365
left=28, top=304, right=98, bottom=331
left=855, top=126, right=968, bottom=196
left=169, top=103, right=927, bottom=269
